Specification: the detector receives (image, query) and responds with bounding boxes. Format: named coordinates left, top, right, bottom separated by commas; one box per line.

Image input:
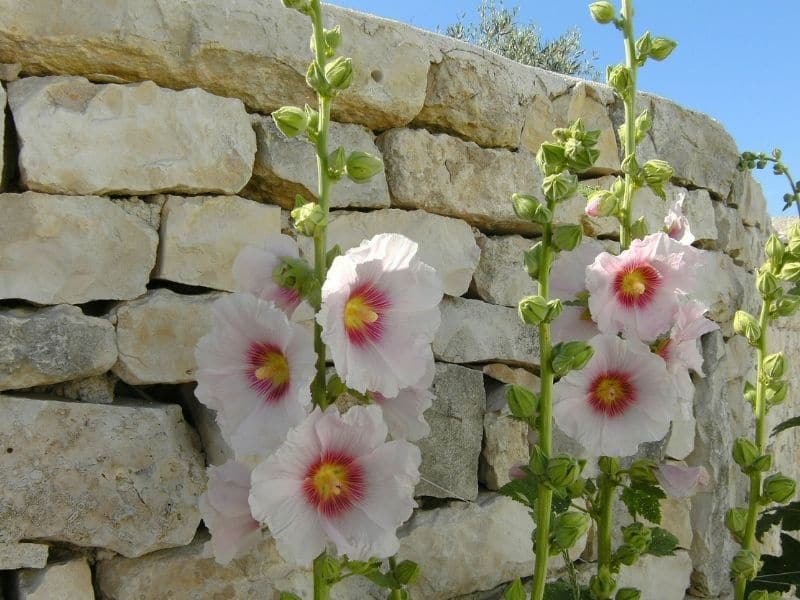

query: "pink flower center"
left=588, top=370, right=635, bottom=417
left=613, top=261, right=662, bottom=308
left=652, top=337, right=672, bottom=361
left=246, top=342, right=290, bottom=403
left=344, top=283, right=391, bottom=346
left=302, top=450, right=365, bottom=517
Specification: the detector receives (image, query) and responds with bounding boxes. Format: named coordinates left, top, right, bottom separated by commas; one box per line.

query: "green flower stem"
left=309, top=0, right=333, bottom=410
left=596, top=474, right=616, bottom=598
left=389, top=590, right=404, bottom=600
left=619, top=0, right=638, bottom=251
left=734, top=301, right=771, bottom=600
left=531, top=203, right=556, bottom=600
left=313, top=552, right=332, bottom=600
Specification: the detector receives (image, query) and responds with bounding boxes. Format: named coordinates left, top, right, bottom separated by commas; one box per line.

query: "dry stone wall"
left=0, top=1, right=793, bottom=599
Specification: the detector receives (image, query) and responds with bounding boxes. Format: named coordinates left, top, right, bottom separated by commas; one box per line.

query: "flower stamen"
left=303, top=450, right=365, bottom=517
left=588, top=370, right=635, bottom=417
left=343, top=283, right=391, bottom=346
left=247, top=342, right=291, bottom=403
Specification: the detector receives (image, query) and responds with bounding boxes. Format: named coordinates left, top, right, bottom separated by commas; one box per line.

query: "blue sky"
left=332, top=0, right=799, bottom=217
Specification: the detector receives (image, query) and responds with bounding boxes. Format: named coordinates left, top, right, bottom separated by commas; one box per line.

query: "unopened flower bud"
left=731, top=549, right=761, bottom=580
left=757, top=270, right=780, bottom=299
left=733, top=311, right=761, bottom=346
left=512, top=194, right=552, bottom=225
left=634, top=109, right=652, bottom=143
left=272, top=105, right=309, bottom=138
left=519, top=295, right=550, bottom=325
left=763, top=473, right=796, bottom=503
left=614, top=544, right=640, bottom=566
left=552, top=224, right=583, bottom=251
left=762, top=352, right=786, bottom=379
left=589, top=1, right=616, bottom=24
left=345, top=151, right=383, bottom=183
left=599, top=456, right=620, bottom=476
left=616, top=588, right=642, bottom=600
left=779, top=261, right=800, bottom=282
left=590, top=566, right=617, bottom=599
left=529, top=445, right=549, bottom=475
left=324, top=26, right=342, bottom=54
left=630, top=216, right=648, bottom=241
left=524, top=242, right=543, bottom=278
left=765, top=380, right=789, bottom=406
left=319, top=553, right=341, bottom=580
left=327, top=146, right=346, bottom=180
left=325, top=56, right=353, bottom=91
left=732, top=438, right=760, bottom=471
left=726, top=507, right=748, bottom=541
left=546, top=456, right=583, bottom=488
left=607, top=64, right=633, bottom=98
left=586, top=190, right=618, bottom=217
left=774, top=294, right=800, bottom=317
left=643, top=159, right=674, bottom=191
left=506, top=384, right=538, bottom=420
left=306, top=61, right=330, bottom=95
left=564, top=137, right=599, bottom=172
left=535, top=143, right=566, bottom=176
left=751, top=453, right=773, bottom=473
left=291, top=201, right=326, bottom=237
left=282, top=0, right=312, bottom=14
left=544, top=299, right=563, bottom=323
left=765, top=234, right=784, bottom=271
left=628, top=458, right=658, bottom=484
left=649, top=37, right=678, bottom=61
left=622, top=522, right=652, bottom=553
left=551, top=511, right=590, bottom=552
left=543, top=171, right=579, bottom=203
left=551, top=341, right=594, bottom=376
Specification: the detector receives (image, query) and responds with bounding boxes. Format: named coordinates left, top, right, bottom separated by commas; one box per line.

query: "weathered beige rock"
left=433, top=296, right=540, bottom=366
left=0, top=305, right=116, bottom=391
left=8, top=76, right=255, bottom=195
left=694, top=251, right=758, bottom=335
left=17, top=558, right=94, bottom=600
left=472, top=234, right=537, bottom=307
left=112, top=196, right=165, bottom=231
left=734, top=171, right=769, bottom=228
left=0, top=0, right=430, bottom=130
left=243, top=116, right=390, bottom=210
left=713, top=201, right=766, bottom=266
left=0, top=395, right=204, bottom=557
left=111, top=289, right=225, bottom=385
left=0, top=542, right=48, bottom=569
left=483, top=363, right=540, bottom=389
left=480, top=407, right=530, bottom=490
left=0, top=83, right=5, bottom=184
left=0, top=62, right=20, bottom=81
left=617, top=552, right=692, bottom=600
left=416, top=363, right=485, bottom=500
left=36, top=373, right=118, bottom=405
left=378, top=128, right=540, bottom=233
left=0, top=192, right=158, bottom=304
left=298, top=208, right=480, bottom=297
left=181, top=383, right=233, bottom=467
left=154, top=195, right=281, bottom=292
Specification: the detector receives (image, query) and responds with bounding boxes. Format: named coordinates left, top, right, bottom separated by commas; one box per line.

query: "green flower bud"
left=630, top=216, right=648, bottom=241
left=272, top=105, right=309, bottom=138
left=306, top=61, right=330, bottom=96
left=765, top=380, right=789, bottom=406
left=788, top=222, right=800, bottom=242
left=743, top=380, right=756, bottom=407
left=506, top=384, right=538, bottom=420
left=649, top=37, right=678, bottom=61
left=751, top=453, right=773, bottom=473
left=634, top=109, right=652, bottom=144
left=610, top=176, right=625, bottom=198
left=732, top=437, right=760, bottom=471
left=324, top=26, right=342, bottom=54
left=543, top=171, right=579, bottom=203
left=773, top=294, right=800, bottom=317
left=393, top=560, right=420, bottom=585
left=621, top=154, right=641, bottom=177
left=788, top=235, right=800, bottom=257
left=536, top=142, right=566, bottom=176
left=589, top=1, right=616, bottom=24
left=291, top=201, right=327, bottom=237
left=635, top=31, right=652, bottom=64
left=762, top=352, right=786, bottom=379
left=622, top=522, right=652, bottom=553
left=613, top=544, right=640, bottom=566
left=590, top=566, right=617, bottom=600
left=725, top=507, right=748, bottom=542
left=564, top=138, right=600, bottom=172
left=763, top=473, right=796, bottom=503
left=552, top=224, right=583, bottom=251
left=546, top=455, right=583, bottom=488
left=643, top=159, right=674, bottom=186
left=551, top=341, right=594, bottom=376
left=607, top=64, right=633, bottom=98
left=733, top=311, right=762, bottom=346
left=273, top=257, right=314, bottom=297
left=327, top=146, right=346, bottom=180
left=599, top=456, right=620, bottom=476
left=585, top=189, right=618, bottom=217
left=325, top=56, right=353, bottom=91
left=779, top=261, right=800, bottom=282
left=319, top=553, right=341, bottom=581
left=529, top=445, right=549, bottom=475
left=518, top=295, right=549, bottom=325
left=757, top=270, right=780, bottom=299
left=616, top=588, right=642, bottom=600
left=551, top=511, right=590, bottom=552
left=544, top=299, right=563, bottom=323
left=304, top=104, right=320, bottom=142
left=730, top=548, right=761, bottom=580
left=524, top=242, right=543, bottom=278
left=765, top=234, right=784, bottom=271
left=282, top=0, right=312, bottom=14
left=511, top=194, right=549, bottom=224
left=345, top=151, right=383, bottom=183
left=628, top=458, right=658, bottom=484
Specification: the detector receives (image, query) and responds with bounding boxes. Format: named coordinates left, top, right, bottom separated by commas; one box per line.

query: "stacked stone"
left=0, top=1, right=780, bottom=599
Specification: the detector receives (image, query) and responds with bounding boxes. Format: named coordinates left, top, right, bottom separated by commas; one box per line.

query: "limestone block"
left=483, top=366, right=540, bottom=412
left=617, top=552, right=692, bottom=600
left=433, top=296, right=540, bottom=366
left=0, top=542, right=48, bottom=569
left=416, top=363, right=485, bottom=500
left=36, top=373, right=118, bottom=405
left=0, top=395, right=204, bottom=557
left=16, top=558, right=94, bottom=600
left=378, top=128, right=540, bottom=233
left=0, top=63, right=20, bottom=81
left=694, top=251, right=757, bottom=335
left=243, top=116, right=390, bottom=210
left=111, top=289, right=225, bottom=385
left=112, top=196, right=165, bottom=231
left=8, top=76, right=255, bottom=196
left=0, top=305, right=116, bottom=391
left=0, top=192, right=158, bottom=304
left=734, top=171, right=769, bottom=228
left=713, top=202, right=750, bottom=265
left=154, top=195, right=281, bottom=292
left=473, top=234, right=537, bottom=307
left=298, top=208, right=480, bottom=297
left=0, top=0, right=430, bottom=130
left=480, top=407, right=530, bottom=490
left=0, top=83, right=5, bottom=186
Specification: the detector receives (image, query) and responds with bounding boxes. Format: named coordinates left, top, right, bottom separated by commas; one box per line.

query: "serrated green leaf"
left=745, top=533, right=800, bottom=597
left=542, top=579, right=586, bottom=600
left=498, top=476, right=539, bottom=509
left=504, top=578, right=526, bottom=600
left=364, top=570, right=398, bottom=589
left=620, top=482, right=665, bottom=523
left=755, top=501, right=800, bottom=541
left=772, top=415, right=800, bottom=437
left=646, top=527, right=679, bottom=556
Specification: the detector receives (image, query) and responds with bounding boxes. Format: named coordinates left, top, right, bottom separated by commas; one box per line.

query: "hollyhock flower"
left=232, top=234, right=304, bottom=316
left=249, top=405, right=421, bottom=566
left=550, top=239, right=605, bottom=343
left=663, top=194, right=695, bottom=245
left=199, top=460, right=261, bottom=565
left=586, top=232, right=700, bottom=341
left=195, top=293, right=315, bottom=459
left=655, top=463, right=710, bottom=498
left=318, top=233, right=443, bottom=397
left=369, top=359, right=435, bottom=442
left=553, top=334, right=678, bottom=456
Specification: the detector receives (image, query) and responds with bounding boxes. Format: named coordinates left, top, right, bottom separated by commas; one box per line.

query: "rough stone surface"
left=473, top=234, right=537, bottom=307
left=17, top=557, right=95, bottom=600
left=484, top=368, right=540, bottom=412
left=298, top=208, right=480, bottom=297
left=0, top=395, right=204, bottom=557
left=181, top=383, right=233, bottom=467
left=0, top=192, right=158, bottom=304
left=416, top=363, right=485, bottom=500
left=0, top=542, right=48, bottom=569
left=433, top=296, right=540, bottom=366
left=713, top=201, right=767, bottom=267
left=378, top=128, right=540, bottom=233
left=111, top=289, right=225, bottom=385
left=154, top=195, right=281, bottom=292
left=243, top=116, right=390, bottom=210
left=0, top=83, right=5, bottom=182
left=0, top=0, right=431, bottom=130
left=112, top=196, right=165, bottom=231
left=0, top=305, right=116, bottom=391
left=8, top=76, right=255, bottom=195
left=617, top=552, right=692, bottom=600
left=480, top=407, right=530, bottom=490
left=694, top=251, right=758, bottom=336
left=35, top=373, right=118, bottom=405
left=734, top=171, right=769, bottom=228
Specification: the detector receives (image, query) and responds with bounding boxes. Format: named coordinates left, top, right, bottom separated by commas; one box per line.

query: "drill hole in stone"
left=6, top=448, right=12, bottom=454
left=370, top=69, right=383, bottom=83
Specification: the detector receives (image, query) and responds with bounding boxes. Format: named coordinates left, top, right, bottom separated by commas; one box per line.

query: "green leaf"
left=620, top=482, right=665, bottom=524
left=364, top=570, right=398, bottom=589
left=280, top=593, right=302, bottom=600
left=646, top=527, right=679, bottom=557
left=755, top=501, right=800, bottom=541
left=498, top=476, right=539, bottom=509
left=745, top=534, right=800, bottom=597
left=504, top=578, right=526, bottom=600
left=393, top=560, right=420, bottom=586
left=772, top=415, right=800, bottom=437
left=543, top=579, right=591, bottom=600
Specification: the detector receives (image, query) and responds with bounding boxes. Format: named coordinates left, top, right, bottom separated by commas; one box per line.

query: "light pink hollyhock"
left=232, top=234, right=304, bottom=316
left=553, top=334, right=678, bottom=457
left=318, top=233, right=443, bottom=397
left=663, top=194, right=696, bottom=245
left=655, top=463, right=710, bottom=499
left=195, top=293, right=315, bottom=459
left=249, top=405, right=421, bottom=566
left=550, top=239, right=605, bottom=343
left=586, top=232, right=700, bottom=341
left=370, top=359, right=435, bottom=442
left=199, top=460, right=261, bottom=565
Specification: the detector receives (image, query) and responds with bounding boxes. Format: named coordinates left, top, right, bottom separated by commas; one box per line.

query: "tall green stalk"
left=313, top=552, right=332, bottom=600
left=618, top=0, right=637, bottom=251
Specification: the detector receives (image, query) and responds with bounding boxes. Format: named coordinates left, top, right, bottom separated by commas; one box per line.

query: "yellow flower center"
left=310, top=463, right=349, bottom=501
left=254, top=350, right=289, bottom=386
left=620, top=270, right=648, bottom=298
left=594, top=377, right=626, bottom=407
left=344, top=295, right=379, bottom=333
